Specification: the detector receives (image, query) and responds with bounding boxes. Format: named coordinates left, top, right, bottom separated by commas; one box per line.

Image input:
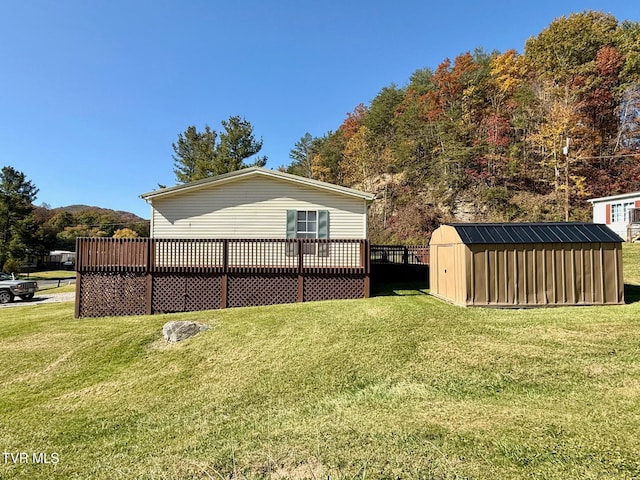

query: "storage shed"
left=429, top=223, right=624, bottom=307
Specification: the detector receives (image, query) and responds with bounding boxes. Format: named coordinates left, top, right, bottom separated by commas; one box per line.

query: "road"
left=0, top=292, right=76, bottom=308
left=37, top=277, right=76, bottom=289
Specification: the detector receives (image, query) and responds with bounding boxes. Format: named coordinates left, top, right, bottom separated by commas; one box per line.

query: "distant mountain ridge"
left=51, top=205, right=147, bottom=223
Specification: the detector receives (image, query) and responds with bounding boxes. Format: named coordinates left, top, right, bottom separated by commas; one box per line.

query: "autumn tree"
left=113, top=228, right=139, bottom=238
left=340, top=103, right=368, bottom=141
left=615, top=21, right=640, bottom=151
left=286, top=10, right=640, bottom=232
left=310, top=131, right=346, bottom=184
left=524, top=11, right=618, bottom=85
left=341, top=126, right=375, bottom=189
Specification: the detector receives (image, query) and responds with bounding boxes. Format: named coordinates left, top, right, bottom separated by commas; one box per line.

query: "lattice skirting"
left=153, top=273, right=223, bottom=313
left=77, top=272, right=368, bottom=317
left=227, top=274, right=298, bottom=308
left=77, top=272, right=147, bottom=317
left=304, top=274, right=365, bottom=302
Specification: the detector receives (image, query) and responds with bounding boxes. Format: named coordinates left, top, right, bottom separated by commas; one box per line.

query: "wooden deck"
left=75, top=238, right=370, bottom=317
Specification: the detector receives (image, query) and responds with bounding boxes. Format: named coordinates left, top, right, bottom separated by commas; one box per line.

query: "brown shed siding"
left=463, top=242, right=623, bottom=307
left=430, top=224, right=624, bottom=307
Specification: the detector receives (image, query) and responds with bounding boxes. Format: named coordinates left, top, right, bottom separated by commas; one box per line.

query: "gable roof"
left=140, top=167, right=375, bottom=202
left=587, top=191, right=640, bottom=203
left=448, top=222, right=621, bottom=244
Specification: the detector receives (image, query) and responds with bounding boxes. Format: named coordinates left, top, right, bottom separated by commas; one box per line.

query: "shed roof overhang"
left=432, top=222, right=622, bottom=245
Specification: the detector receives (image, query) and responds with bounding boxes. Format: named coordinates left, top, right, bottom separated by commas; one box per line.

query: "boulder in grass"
left=162, top=321, right=210, bottom=343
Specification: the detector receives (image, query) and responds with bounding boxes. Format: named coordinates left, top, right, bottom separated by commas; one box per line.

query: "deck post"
left=297, top=239, right=304, bottom=302
left=363, top=240, right=370, bottom=298
left=74, top=272, right=82, bottom=318
left=221, top=239, right=228, bottom=309
left=145, top=238, right=153, bottom=315
left=74, top=237, right=82, bottom=318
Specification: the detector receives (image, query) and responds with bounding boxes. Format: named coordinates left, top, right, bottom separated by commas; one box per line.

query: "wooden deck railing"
left=76, top=238, right=370, bottom=274
left=370, top=244, right=429, bottom=265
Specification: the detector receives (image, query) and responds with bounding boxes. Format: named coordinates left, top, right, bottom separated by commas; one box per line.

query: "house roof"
left=587, top=191, right=640, bottom=203
left=448, top=222, right=622, bottom=244
left=140, top=167, right=376, bottom=202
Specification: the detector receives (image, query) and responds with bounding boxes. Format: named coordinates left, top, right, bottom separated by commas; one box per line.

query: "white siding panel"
left=151, top=175, right=366, bottom=239
left=592, top=202, right=606, bottom=224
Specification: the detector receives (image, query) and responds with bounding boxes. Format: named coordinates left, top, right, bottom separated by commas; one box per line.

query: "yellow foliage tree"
left=112, top=228, right=139, bottom=239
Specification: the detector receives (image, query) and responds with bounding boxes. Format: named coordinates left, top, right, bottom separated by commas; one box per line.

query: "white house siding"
left=588, top=192, right=640, bottom=240
left=592, top=202, right=607, bottom=225
left=150, top=175, right=368, bottom=240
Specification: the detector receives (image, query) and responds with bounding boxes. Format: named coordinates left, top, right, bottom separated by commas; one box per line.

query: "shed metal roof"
left=449, top=223, right=621, bottom=244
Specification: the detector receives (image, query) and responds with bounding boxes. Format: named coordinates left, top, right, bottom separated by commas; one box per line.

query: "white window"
left=624, top=202, right=635, bottom=223
left=286, top=210, right=329, bottom=256
left=611, top=202, right=635, bottom=223
left=296, top=210, right=317, bottom=254
left=296, top=211, right=318, bottom=239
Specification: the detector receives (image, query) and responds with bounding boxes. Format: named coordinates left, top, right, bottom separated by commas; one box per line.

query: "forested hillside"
left=32, top=205, right=149, bottom=252
left=0, top=162, right=149, bottom=271
left=286, top=11, right=640, bottom=243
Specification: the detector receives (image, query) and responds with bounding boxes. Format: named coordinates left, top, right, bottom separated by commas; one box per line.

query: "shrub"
left=3, top=257, right=23, bottom=275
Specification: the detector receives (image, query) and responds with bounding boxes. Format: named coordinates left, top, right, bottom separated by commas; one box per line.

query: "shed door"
left=439, top=245, right=456, bottom=301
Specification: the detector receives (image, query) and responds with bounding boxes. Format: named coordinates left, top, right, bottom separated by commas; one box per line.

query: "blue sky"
left=1, top=1, right=638, bottom=219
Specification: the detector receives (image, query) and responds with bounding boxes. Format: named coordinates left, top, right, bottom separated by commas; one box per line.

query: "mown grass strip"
left=0, top=245, right=638, bottom=479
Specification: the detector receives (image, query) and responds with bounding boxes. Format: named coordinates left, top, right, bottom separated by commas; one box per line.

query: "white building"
left=139, top=168, right=376, bottom=269
left=588, top=191, right=640, bottom=241
left=140, top=167, right=375, bottom=240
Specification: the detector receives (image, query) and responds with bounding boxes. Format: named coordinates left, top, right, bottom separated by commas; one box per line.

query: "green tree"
left=287, top=133, right=315, bottom=178
left=363, top=84, right=404, bottom=140
left=48, top=210, right=75, bottom=231
left=6, top=215, right=40, bottom=264
left=172, top=125, right=217, bottom=183
left=616, top=20, right=640, bottom=81
left=172, top=117, right=266, bottom=183
left=213, top=116, right=266, bottom=174
left=0, top=166, right=39, bottom=267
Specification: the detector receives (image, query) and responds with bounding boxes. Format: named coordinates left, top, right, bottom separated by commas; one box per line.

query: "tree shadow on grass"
left=625, top=284, right=640, bottom=304
left=371, top=280, right=430, bottom=297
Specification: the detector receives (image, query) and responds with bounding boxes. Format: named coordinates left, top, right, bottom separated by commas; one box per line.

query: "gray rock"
left=162, top=321, right=210, bottom=343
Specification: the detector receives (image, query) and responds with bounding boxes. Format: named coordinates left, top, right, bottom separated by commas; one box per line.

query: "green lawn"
left=1, top=245, right=639, bottom=479
left=18, top=270, right=76, bottom=280
left=623, top=243, right=640, bottom=285
left=38, top=283, right=76, bottom=293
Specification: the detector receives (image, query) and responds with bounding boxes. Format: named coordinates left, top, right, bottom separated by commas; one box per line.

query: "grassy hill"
left=1, top=245, right=640, bottom=479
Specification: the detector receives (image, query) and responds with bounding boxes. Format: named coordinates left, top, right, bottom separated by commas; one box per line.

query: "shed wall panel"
left=464, top=243, right=624, bottom=307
